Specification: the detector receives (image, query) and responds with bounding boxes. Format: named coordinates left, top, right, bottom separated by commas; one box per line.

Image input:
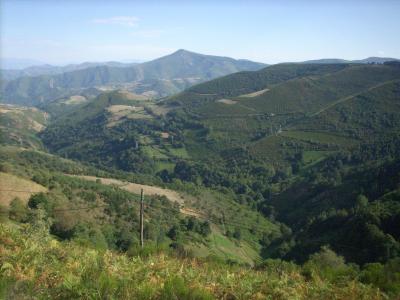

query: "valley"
left=1, top=52, right=400, bottom=298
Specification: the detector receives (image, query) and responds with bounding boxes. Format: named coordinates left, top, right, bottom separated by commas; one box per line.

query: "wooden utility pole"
left=140, top=189, right=144, bottom=248
left=221, top=212, right=226, bottom=235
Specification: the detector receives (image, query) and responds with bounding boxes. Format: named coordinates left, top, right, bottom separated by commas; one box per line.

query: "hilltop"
left=0, top=50, right=265, bottom=106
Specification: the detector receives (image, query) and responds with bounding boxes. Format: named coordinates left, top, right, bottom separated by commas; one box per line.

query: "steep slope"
left=166, top=63, right=349, bottom=107
left=35, top=62, right=400, bottom=266
left=0, top=104, right=48, bottom=149
left=1, top=221, right=390, bottom=299
left=1, top=50, right=265, bottom=106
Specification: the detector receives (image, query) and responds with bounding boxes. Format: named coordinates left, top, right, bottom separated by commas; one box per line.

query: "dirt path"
left=311, top=79, right=400, bottom=117
left=68, top=175, right=207, bottom=217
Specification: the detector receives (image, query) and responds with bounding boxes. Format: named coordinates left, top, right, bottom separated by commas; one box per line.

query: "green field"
left=281, top=130, right=358, bottom=147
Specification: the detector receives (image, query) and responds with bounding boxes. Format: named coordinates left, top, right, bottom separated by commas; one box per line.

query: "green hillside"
left=2, top=60, right=400, bottom=298
left=2, top=220, right=397, bottom=299
left=1, top=50, right=265, bottom=106
left=0, top=104, right=48, bottom=149
left=35, top=62, right=400, bottom=267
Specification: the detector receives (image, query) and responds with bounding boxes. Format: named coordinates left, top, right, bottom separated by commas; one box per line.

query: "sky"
left=1, top=0, right=400, bottom=66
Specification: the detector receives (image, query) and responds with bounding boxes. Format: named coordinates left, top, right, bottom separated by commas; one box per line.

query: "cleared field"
left=0, top=172, right=47, bottom=206
left=63, top=95, right=88, bottom=105
left=107, top=105, right=141, bottom=114
left=71, top=175, right=185, bottom=204
left=238, top=88, right=270, bottom=98
left=216, top=99, right=237, bottom=105
left=117, top=90, right=149, bottom=101
left=154, top=161, right=175, bottom=172
left=208, top=229, right=260, bottom=265
left=146, top=104, right=171, bottom=116
left=106, top=105, right=152, bottom=127
left=0, top=105, right=47, bottom=132
left=142, top=146, right=169, bottom=159
left=167, top=147, right=190, bottom=158
left=302, top=150, right=334, bottom=165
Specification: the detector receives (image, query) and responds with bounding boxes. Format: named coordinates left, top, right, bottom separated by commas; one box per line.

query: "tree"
left=28, top=192, right=50, bottom=211
left=233, top=228, right=242, bottom=240
left=199, top=221, right=211, bottom=237
left=167, top=225, right=181, bottom=241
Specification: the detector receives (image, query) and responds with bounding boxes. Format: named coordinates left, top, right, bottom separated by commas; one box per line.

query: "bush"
left=0, top=205, right=8, bottom=222
left=28, top=192, right=50, bottom=211
left=302, top=246, right=358, bottom=282
left=256, top=258, right=299, bottom=274
left=360, top=258, right=400, bottom=297
left=9, top=198, right=28, bottom=222
left=0, top=162, right=12, bottom=173
left=127, top=242, right=169, bottom=258
left=160, top=276, right=214, bottom=300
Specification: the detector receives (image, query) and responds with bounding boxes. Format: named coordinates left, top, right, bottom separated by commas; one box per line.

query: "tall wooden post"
left=140, top=189, right=144, bottom=248
left=221, top=212, right=226, bottom=235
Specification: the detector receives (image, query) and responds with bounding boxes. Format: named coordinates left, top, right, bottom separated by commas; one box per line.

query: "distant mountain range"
left=0, top=61, right=137, bottom=81
left=302, top=57, right=400, bottom=64
left=0, top=49, right=266, bottom=106
left=1, top=51, right=398, bottom=107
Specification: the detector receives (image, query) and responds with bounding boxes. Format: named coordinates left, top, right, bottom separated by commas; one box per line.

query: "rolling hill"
left=1, top=58, right=400, bottom=298
left=0, top=50, right=266, bottom=106
left=0, top=61, right=137, bottom=81
left=35, top=61, right=400, bottom=267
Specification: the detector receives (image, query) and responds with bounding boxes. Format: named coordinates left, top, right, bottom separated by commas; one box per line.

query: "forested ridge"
left=1, top=61, right=400, bottom=299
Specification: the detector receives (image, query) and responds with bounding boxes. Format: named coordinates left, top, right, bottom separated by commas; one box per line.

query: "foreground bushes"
left=0, top=223, right=392, bottom=299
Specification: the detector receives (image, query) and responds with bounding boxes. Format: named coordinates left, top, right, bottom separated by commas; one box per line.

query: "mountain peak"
left=171, top=49, right=194, bottom=56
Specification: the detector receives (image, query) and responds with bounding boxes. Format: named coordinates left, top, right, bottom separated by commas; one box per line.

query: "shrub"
left=302, top=245, right=358, bottom=282
left=160, top=276, right=214, bottom=300
left=28, top=192, right=50, bottom=211
left=361, top=258, right=400, bottom=297
left=0, top=205, right=8, bottom=222
left=9, top=198, right=28, bottom=222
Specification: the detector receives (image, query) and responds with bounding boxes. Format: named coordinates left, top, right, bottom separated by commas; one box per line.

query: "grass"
left=0, top=221, right=386, bottom=299
left=281, top=130, right=358, bottom=147
left=155, top=161, right=175, bottom=172
left=142, top=146, right=169, bottom=160
left=207, top=230, right=260, bottom=265
left=0, top=172, right=47, bottom=206
left=167, top=147, right=190, bottom=159
left=302, top=150, right=334, bottom=165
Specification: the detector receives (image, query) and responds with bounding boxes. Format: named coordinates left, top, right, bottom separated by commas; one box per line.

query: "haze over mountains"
left=1, top=50, right=398, bottom=107
left=0, top=50, right=266, bottom=106
left=0, top=61, right=138, bottom=81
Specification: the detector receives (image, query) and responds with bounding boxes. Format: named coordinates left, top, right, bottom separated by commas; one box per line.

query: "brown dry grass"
left=71, top=175, right=185, bottom=204
left=0, top=172, right=47, bottom=206
left=216, top=99, right=237, bottom=105
left=239, top=88, right=270, bottom=98
left=64, top=95, right=88, bottom=105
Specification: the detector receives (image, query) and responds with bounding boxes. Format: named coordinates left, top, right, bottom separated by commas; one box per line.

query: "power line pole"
left=221, top=212, right=226, bottom=235
left=140, top=189, right=144, bottom=248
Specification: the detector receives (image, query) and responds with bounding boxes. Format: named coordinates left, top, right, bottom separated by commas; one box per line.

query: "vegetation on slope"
left=1, top=50, right=265, bottom=106
left=1, top=221, right=399, bottom=299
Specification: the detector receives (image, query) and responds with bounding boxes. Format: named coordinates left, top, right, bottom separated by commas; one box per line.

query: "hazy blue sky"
left=1, top=0, right=399, bottom=65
